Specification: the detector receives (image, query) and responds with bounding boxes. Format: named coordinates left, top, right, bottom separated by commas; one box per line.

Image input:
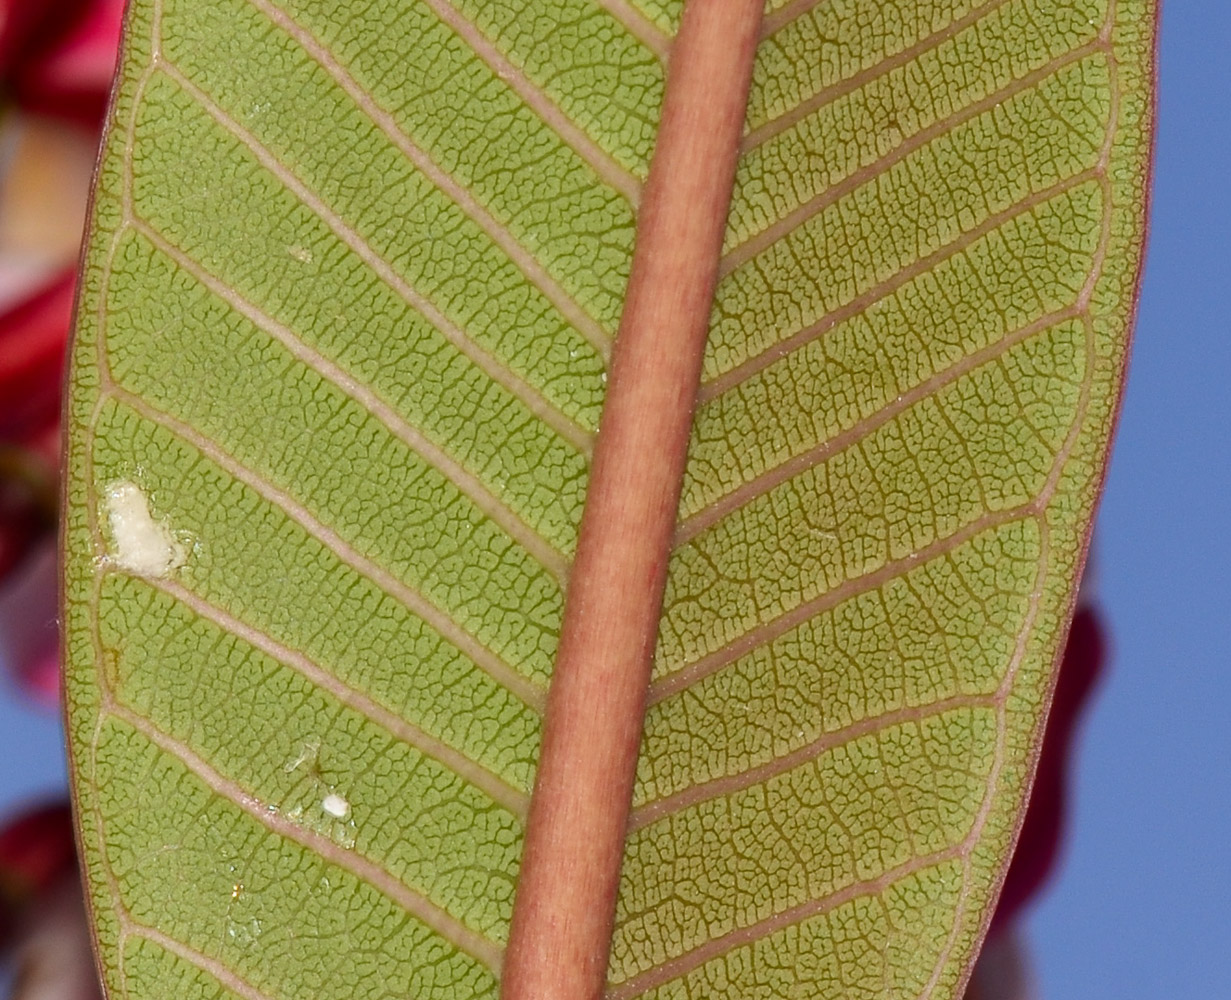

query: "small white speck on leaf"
left=284, top=740, right=320, bottom=773
left=104, top=481, right=189, bottom=577
left=322, top=794, right=350, bottom=819
left=287, top=245, right=313, bottom=263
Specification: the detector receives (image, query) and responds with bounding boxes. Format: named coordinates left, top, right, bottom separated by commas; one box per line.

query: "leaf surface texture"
left=63, top=0, right=1153, bottom=998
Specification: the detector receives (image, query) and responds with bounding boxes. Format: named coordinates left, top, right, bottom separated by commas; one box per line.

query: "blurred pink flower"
left=0, top=0, right=125, bottom=125
left=0, top=277, right=71, bottom=712
left=993, top=605, right=1106, bottom=936
left=0, top=802, right=76, bottom=935
left=0, top=0, right=123, bottom=713
left=0, top=802, right=101, bottom=1000
left=0, top=15, right=121, bottom=984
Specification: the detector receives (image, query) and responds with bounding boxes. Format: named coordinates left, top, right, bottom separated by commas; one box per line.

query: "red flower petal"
left=0, top=802, right=75, bottom=928
left=13, top=641, right=60, bottom=708
left=0, top=267, right=74, bottom=450
left=0, top=269, right=68, bottom=588
left=0, top=0, right=124, bottom=125
left=991, top=604, right=1106, bottom=933
left=0, top=481, right=47, bottom=583
left=0, top=802, right=100, bottom=1000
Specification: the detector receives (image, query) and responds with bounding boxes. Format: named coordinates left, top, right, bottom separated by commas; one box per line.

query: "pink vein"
left=124, top=569, right=530, bottom=818
left=103, top=699, right=505, bottom=972
left=701, top=167, right=1100, bottom=400
left=606, top=843, right=967, bottom=1000
left=157, top=60, right=594, bottom=457
left=649, top=502, right=1038, bottom=707
left=677, top=303, right=1083, bottom=546
left=128, top=218, right=571, bottom=588
left=618, top=544, right=1046, bottom=999
left=243, top=0, right=616, bottom=361
left=594, top=0, right=672, bottom=62
left=121, top=920, right=279, bottom=1000
left=749, top=0, right=1012, bottom=146
left=723, top=42, right=1103, bottom=275
left=422, top=0, right=644, bottom=200
left=758, top=0, right=825, bottom=39
left=250, top=0, right=641, bottom=208
left=102, top=382, right=548, bottom=714
left=628, top=693, right=996, bottom=832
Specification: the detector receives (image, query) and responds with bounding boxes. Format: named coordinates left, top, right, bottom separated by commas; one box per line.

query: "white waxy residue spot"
left=105, top=481, right=188, bottom=577
left=322, top=794, right=350, bottom=819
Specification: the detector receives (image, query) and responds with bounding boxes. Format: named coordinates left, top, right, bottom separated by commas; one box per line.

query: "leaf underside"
left=63, top=1, right=1153, bottom=999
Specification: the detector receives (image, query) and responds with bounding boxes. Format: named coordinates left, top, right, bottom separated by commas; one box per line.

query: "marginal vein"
left=103, top=383, right=548, bottom=714
left=724, top=42, right=1103, bottom=275
left=637, top=29, right=1126, bottom=988
left=914, top=21, right=1122, bottom=995
left=105, top=701, right=505, bottom=972
left=936, top=31, right=1119, bottom=996
left=129, top=218, right=572, bottom=588
left=678, top=303, right=1083, bottom=546
left=157, top=59, right=595, bottom=457
left=119, top=568, right=530, bottom=818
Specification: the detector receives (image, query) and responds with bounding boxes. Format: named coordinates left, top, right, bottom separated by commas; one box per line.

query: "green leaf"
left=62, top=0, right=1154, bottom=998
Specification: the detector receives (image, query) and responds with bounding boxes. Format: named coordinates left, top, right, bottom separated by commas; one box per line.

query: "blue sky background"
left=1, top=3, right=1227, bottom=997
left=1025, top=3, right=1231, bottom=996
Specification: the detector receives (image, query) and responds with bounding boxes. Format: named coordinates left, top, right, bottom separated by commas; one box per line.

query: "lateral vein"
left=678, top=304, right=1083, bottom=545
left=105, top=701, right=505, bottom=972
left=594, top=0, right=672, bottom=62
left=121, top=921, right=280, bottom=1000
left=629, top=693, right=996, bottom=831
left=413, top=0, right=644, bottom=203
left=121, top=569, right=531, bottom=818
left=129, top=218, right=572, bottom=587
left=702, top=168, right=1100, bottom=397
left=724, top=42, right=1104, bottom=274
left=758, top=0, right=824, bottom=39
left=158, top=60, right=595, bottom=457
left=605, top=844, right=968, bottom=1000
left=244, top=0, right=618, bottom=359
left=652, top=504, right=1039, bottom=704
left=249, top=0, right=640, bottom=208
left=102, top=383, right=549, bottom=714
left=750, top=0, right=1010, bottom=142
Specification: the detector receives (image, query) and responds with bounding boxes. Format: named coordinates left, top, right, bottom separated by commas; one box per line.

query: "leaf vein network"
left=244, top=0, right=619, bottom=361
left=724, top=41, right=1106, bottom=274
left=102, top=700, right=506, bottom=971
left=124, top=217, right=573, bottom=588
left=154, top=58, right=596, bottom=457
left=100, top=384, right=549, bottom=714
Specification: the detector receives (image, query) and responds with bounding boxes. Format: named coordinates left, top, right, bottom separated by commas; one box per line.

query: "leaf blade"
left=62, top=0, right=1155, bottom=998
left=608, top=1, right=1154, bottom=996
